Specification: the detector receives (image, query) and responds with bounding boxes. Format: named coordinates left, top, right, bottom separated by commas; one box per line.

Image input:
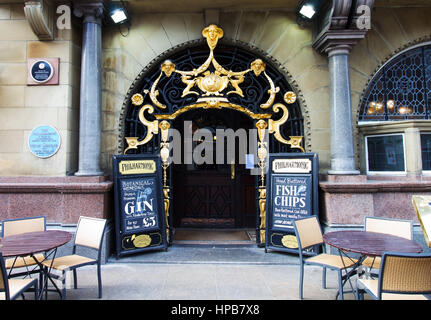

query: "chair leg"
left=299, top=262, right=304, bottom=300
left=62, top=270, right=67, bottom=300
left=97, top=262, right=102, bottom=299
left=73, top=269, right=78, bottom=289
left=34, top=281, right=38, bottom=300
left=322, top=267, right=327, bottom=289
left=337, top=270, right=344, bottom=300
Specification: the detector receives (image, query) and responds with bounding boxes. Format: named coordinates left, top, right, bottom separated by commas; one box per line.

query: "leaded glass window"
left=359, top=44, right=431, bottom=121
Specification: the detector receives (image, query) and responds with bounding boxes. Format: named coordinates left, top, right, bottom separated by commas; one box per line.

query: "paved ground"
left=41, top=245, right=359, bottom=300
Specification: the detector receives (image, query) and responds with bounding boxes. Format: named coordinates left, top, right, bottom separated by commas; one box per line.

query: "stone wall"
left=0, top=3, right=81, bottom=176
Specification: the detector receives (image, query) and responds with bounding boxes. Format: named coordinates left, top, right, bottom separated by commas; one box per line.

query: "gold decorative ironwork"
left=154, top=100, right=272, bottom=121
left=131, top=93, right=144, bottom=106
left=283, top=91, right=297, bottom=104
left=123, top=25, right=308, bottom=248
left=124, top=104, right=159, bottom=154
left=268, top=103, right=290, bottom=145
left=286, top=136, right=305, bottom=152
left=258, top=187, right=266, bottom=245
left=159, top=120, right=171, bottom=243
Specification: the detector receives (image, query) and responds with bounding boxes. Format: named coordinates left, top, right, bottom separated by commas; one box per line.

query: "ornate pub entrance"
left=120, top=25, right=305, bottom=246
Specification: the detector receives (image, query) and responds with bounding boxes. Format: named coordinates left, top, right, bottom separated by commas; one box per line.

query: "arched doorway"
left=120, top=25, right=305, bottom=246
left=172, top=108, right=256, bottom=229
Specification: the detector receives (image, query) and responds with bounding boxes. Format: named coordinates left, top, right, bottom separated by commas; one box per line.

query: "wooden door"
left=172, top=109, right=256, bottom=228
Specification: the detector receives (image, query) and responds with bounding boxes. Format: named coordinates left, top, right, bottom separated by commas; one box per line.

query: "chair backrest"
left=364, top=216, right=413, bottom=240
left=0, top=252, right=10, bottom=300
left=378, top=252, right=431, bottom=298
left=293, top=216, right=323, bottom=250
left=1, top=216, right=46, bottom=238
left=74, top=216, right=107, bottom=250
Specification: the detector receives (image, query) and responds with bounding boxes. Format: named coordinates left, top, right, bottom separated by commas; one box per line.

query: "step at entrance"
left=173, top=229, right=256, bottom=246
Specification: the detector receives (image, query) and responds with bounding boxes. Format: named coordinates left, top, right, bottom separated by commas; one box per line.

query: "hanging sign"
left=113, top=154, right=167, bottom=258
left=265, top=153, right=319, bottom=254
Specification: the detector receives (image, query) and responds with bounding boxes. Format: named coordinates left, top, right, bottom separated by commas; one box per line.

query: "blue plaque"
left=28, top=125, right=61, bottom=158
left=30, top=60, right=54, bottom=83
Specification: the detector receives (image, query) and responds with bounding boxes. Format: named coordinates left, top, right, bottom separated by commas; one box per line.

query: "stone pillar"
left=313, top=29, right=367, bottom=175
left=327, top=44, right=360, bottom=174
left=74, top=2, right=104, bottom=176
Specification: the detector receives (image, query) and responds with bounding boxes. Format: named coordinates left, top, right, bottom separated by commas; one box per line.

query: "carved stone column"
left=325, top=40, right=362, bottom=174
left=313, top=0, right=373, bottom=174
left=74, top=2, right=104, bottom=176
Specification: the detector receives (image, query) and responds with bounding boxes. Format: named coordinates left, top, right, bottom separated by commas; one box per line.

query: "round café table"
left=323, top=230, right=423, bottom=257
left=0, top=230, right=72, bottom=300
left=323, top=230, right=423, bottom=299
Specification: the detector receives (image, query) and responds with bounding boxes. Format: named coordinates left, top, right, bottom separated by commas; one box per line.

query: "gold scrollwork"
left=149, top=72, right=167, bottom=109
left=124, top=104, right=159, bottom=154
left=268, top=103, right=290, bottom=145
left=260, top=71, right=280, bottom=109
left=154, top=101, right=272, bottom=121
left=287, top=136, right=305, bottom=152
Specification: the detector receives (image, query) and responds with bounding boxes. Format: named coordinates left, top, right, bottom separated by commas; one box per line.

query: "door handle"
left=231, top=161, right=235, bottom=180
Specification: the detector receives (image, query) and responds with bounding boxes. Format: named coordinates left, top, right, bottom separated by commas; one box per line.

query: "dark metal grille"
left=359, top=44, right=431, bottom=121
left=123, top=42, right=304, bottom=154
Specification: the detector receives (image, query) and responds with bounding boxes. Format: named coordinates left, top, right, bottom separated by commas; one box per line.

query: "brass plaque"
left=132, top=234, right=152, bottom=248
left=281, top=235, right=298, bottom=249
left=412, top=195, right=431, bottom=248
left=119, top=160, right=156, bottom=175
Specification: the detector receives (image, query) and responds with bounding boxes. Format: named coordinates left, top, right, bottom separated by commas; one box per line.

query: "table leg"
left=335, top=249, right=365, bottom=300
left=30, top=248, right=64, bottom=300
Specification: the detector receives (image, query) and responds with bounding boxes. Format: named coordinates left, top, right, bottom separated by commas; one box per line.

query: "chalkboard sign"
left=113, top=154, right=167, bottom=258
left=265, top=153, right=319, bottom=254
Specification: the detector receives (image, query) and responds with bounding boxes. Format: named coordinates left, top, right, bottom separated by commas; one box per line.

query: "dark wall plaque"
left=113, top=154, right=167, bottom=258
left=265, top=153, right=319, bottom=254
left=30, top=60, right=54, bottom=83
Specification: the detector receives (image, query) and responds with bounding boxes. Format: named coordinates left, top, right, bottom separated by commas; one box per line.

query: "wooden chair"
left=42, top=216, right=107, bottom=299
left=1, top=216, right=46, bottom=274
left=357, top=252, right=431, bottom=300
left=293, top=216, right=357, bottom=300
left=362, top=216, right=413, bottom=272
left=0, top=252, right=38, bottom=300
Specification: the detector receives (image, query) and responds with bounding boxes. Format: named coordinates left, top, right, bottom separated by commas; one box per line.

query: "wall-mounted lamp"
left=296, top=0, right=322, bottom=24
left=108, top=0, right=130, bottom=36
left=110, top=8, right=128, bottom=24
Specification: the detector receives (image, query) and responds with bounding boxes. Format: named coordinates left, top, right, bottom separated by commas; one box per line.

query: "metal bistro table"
left=323, top=230, right=423, bottom=299
left=0, top=230, right=72, bottom=300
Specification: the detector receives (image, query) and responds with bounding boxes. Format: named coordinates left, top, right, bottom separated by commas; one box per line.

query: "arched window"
left=358, top=43, right=431, bottom=175
left=359, top=44, right=431, bottom=121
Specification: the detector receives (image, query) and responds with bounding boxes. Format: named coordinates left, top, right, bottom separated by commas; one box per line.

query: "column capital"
left=73, top=1, right=105, bottom=25
left=313, top=29, right=367, bottom=56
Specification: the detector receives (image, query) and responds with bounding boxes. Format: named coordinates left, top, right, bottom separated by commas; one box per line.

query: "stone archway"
left=119, top=25, right=306, bottom=246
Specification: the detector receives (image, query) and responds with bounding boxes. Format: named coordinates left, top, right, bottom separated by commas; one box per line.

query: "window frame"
left=421, top=133, right=431, bottom=174
left=365, top=133, right=407, bottom=175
